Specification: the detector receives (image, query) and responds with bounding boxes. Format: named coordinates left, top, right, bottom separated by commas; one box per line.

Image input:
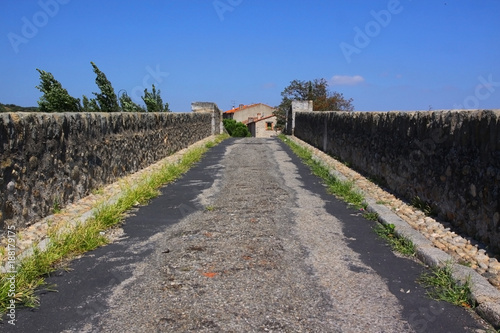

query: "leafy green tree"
left=142, top=84, right=170, bottom=112
left=273, top=78, right=354, bottom=129
left=90, top=61, right=119, bottom=112
left=119, top=92, right=144, bottom=112
left=35, top=69, right=81, bottom=112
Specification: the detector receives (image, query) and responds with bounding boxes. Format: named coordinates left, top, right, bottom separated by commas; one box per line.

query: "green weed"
left=52, top=196, right=62, bottom=214
left=363, top=212, right=379, bottom=221
left=91, top=187, right=104, bottom=196
left=278, top=134, right=366, bottom=210
left=0, top=134, right=228, bottom=315
left=412, top=196, right=438, bottom=217
left=418, top=262, right=474, bottom=308
left=374, top=223, right=415, bottom=256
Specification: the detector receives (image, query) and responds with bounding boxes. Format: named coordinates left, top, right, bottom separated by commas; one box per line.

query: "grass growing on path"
left=373, top=223, right=415, bottom=257
left=418, top=262, right=474, bottom=308
left=0, top=134, right=229, bottom=315
left=279, top=135, right=480, bottom=311
left=278, top=134, right=365, bottom=210
left=278, top=134, right=416, bottom=258
left=279, top=135, right=415, bottom=256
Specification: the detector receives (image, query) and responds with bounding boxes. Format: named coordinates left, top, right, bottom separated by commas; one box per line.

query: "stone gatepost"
left=191, top=102, right=223, bottom=135
left=286, top=100, right=313, bottom=135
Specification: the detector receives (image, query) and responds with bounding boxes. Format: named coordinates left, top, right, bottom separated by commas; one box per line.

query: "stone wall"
left=293, top=110, right=500, bottom=252
left=191, top=102, right=223, bottom=135
left=0, top=111, right=220, bottom=232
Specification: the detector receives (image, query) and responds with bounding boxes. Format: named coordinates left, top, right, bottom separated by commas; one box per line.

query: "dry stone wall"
left=0, top=111, right=218, bottom=232
left=294, top=110, right=500, bottom=252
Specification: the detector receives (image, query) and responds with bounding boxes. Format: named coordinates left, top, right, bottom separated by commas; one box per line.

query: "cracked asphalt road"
left=3, top=138, right=490, bottom=332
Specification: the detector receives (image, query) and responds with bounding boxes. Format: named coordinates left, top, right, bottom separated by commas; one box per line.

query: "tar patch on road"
left=1, top=139, right=235, bottom=333
left=276, top=138, right=488, bottom=333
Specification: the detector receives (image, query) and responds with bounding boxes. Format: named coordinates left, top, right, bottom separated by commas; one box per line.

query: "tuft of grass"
left=278, top=134, right=366, bottom=210
left=374, top=223, right=415, bottom=256
left=328, top=180, right=365, bottom=209
left=412, top=196, right=438, bottom=217
left=418, top=262, right=474, bottom=308
left=0, top=134, right=228, bottom=315
left=458, top=259, right=472, bottom=267
left=205, top=206, right=216, bottom=211
left=52, top=196, right=62, bottom=214
left=278, top=135, right=417, bottom=260
left=91, top=187, right=104, bottom=196
left=363, top=212, right=379, bottom=221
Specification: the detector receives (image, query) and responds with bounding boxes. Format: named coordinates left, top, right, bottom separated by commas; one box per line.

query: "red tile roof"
left=224, top=103, right=274, bottom=114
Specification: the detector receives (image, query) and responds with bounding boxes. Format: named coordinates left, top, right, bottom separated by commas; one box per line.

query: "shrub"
left=223, top=119, right=251, bottom=137
left=232, top=122, right=251, bottom=137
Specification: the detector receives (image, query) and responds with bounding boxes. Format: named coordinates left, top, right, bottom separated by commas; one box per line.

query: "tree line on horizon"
left=25, top=62, right=170, bottom=113
left=2, top=75, right=354, bottom=118
left=0, top=103, right=38, bottom=113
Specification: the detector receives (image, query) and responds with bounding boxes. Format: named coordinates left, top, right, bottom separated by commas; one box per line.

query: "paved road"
left=2, top=138, right=490, bottom=332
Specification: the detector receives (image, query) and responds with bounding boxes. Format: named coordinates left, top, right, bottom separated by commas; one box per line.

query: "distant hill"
left=0, top=103, right=39, bottom=112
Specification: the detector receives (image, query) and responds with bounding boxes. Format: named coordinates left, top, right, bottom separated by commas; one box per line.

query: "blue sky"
left=1, top=0, right=499, bottom=111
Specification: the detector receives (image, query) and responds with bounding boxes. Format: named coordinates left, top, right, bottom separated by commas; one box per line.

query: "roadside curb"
left=367, top=198, right=500, bottom=328
left=288, top=135, right=500, bottom=328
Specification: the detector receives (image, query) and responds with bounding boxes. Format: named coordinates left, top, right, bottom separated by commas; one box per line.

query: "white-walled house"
left=247, top=115, right=278, bottom=138
left=223, top=103, right=278, bottom=137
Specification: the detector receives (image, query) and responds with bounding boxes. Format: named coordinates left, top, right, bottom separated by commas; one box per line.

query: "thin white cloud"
left=331, top=75, right=365, bottom=86
left=261, top=82, right=276, bottom=89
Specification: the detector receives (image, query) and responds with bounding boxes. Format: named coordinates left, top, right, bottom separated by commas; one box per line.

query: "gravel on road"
left=69, top=138, right=489, bottom=332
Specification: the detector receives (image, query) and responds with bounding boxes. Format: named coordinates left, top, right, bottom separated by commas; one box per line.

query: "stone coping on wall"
left=0, top=111, right=218, bottom=232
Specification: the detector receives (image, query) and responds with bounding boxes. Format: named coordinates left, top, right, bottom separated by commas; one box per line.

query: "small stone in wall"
left=29, top=156, right=39, bottom=170
left=493, top=212, right=500, bottom=226
left=7, top=181, right=15, bottom=192
left=470, top=184, right=477, bottom=197
left=71, top=166, right=80, bottom=181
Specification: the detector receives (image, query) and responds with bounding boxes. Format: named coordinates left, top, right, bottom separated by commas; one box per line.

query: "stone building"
left=223, top=103, right=275, bottom=123
left=247, top=115, right=278, bottom=138
left=223, top=103, right=278, bottom=137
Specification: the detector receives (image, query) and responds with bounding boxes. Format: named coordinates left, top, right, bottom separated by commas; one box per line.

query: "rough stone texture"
left=294, top=110, right=500, bottom=252
left=191, top=102, right=223, bottom=136
left=0, top=111, right=220, bottom=233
